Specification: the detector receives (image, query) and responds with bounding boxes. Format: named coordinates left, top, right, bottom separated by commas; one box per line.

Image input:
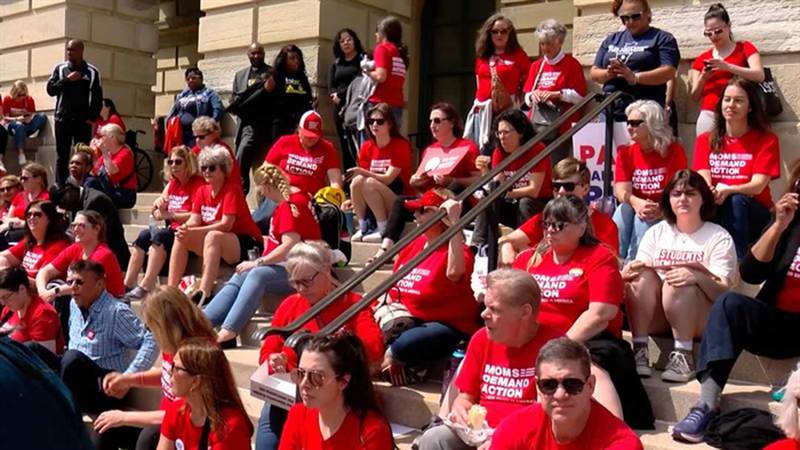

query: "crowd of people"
left=1, top=0, right=798, bottom=449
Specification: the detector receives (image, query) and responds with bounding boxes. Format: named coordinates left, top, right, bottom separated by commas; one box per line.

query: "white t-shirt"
left=636, top=221, right=737, bottom=283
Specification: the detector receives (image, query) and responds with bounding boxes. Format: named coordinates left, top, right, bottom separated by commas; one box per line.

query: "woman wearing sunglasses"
left=1, top=163, right=49, bottom=241
left=0, top=175, right=22, bottom=222
left=690, top=3, right=764, bottom=135
left=157, top=338, right=252, bottom=450
left=346, top=102, right=412, bottom=243
left=278, top=333, right=392, bottom=450
left=189, top=116, right=241, bottom=185
left=124, top=146, right=205, bottom=301
left=613, top=100, right=687, bottom=262
left=167, top=145, right=263, bottom=306
left=590, top=0, right=680, bottom=121
left=623, top=170, right=736, bottom=383
left=0, top=201, right=68, bottom=284
left=204, top=163, right=321, bottom=348
left=93, top=287, right=218, bottom=450
left=255, top=241, right=382, bottom=450
left=513, top=195, right=654, bottom=430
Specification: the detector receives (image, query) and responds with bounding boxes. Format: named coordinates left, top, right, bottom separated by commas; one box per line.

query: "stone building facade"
left=0, top=0, right=797, bottom=190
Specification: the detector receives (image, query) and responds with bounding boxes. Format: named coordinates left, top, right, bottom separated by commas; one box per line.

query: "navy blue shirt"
left=593, top=27, right=680, bottom=120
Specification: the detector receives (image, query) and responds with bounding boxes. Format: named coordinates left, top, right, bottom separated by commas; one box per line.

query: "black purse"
left=757, top=67, right=783, bottom=118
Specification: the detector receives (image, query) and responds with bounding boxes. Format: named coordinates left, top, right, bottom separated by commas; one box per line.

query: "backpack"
left=341, top=72, right=376, bottom=131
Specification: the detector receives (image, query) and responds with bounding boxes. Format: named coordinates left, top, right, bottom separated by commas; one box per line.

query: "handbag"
left=529, top=59, right=561, bottom=142
left=757, top=67, right=783, bottom=118
left=372, top=291, right=415, bottom=344
left=490, top=63, right=513, bottom=114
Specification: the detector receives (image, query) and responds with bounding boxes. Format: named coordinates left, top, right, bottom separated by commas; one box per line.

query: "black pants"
left=382, top=183, right=471, bottom=243
left=334, top=113, right=359, bottom=174
left=96, top=423, right=160, bottom=450
left=0, top=125, right=7, bottom=155
left=236, top=120, right=273, bottom=195
left=696, top=292, right=800, bottom=389
left=55, top=119, right=92, bottom=184
left=54, top=294, right=72, bottom=347
left=96, top=175, right=137, bottom=209
left=471, top=196, right=547, bottom=247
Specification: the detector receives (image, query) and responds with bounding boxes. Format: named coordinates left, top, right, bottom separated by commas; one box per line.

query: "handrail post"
left=603, top=102, right=615, bottom=210
left=486, top=182, right=499, bottom=271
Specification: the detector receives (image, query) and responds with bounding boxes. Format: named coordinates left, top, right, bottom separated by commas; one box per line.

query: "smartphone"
left=703, top=60, right=713, bottom=72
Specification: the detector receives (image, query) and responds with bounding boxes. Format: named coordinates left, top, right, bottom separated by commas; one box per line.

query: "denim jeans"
left=255, top=403, right=288, bottom=450
left=6, top=113, right=47, bottom=149
left=612, top=202, right=658, bottom=261
left=203, top=265, right=293, bottom=333
left=389, top=321, right=466, bottom=367
left=715, top=194, right=771, bottom=259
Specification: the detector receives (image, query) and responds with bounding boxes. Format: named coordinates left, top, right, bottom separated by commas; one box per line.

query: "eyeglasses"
left=536, top=377, right=588, bottom=396
left=542, top=220, right=568, bottom=233
left=71, top=222, right=87, bottom=231
left=429, top=117, right=450, bottom=124
left=168, top=159, right=184, bottom=166
left=552, top=181, right=578, bottom=192
left=290, top=367, right=329, bottom=389
left=66, top=278, right=84, bottom=287
left=495, top=129, right=515, bottom=137
left=491, top=28, right=510, bottom=36
left=626, top=119, right=645, bottom=128
left=26, top=211, right=43, bottom=219
left=200, top=164, right=218, bottom=173
left=703, top=28, right=725, bottom=38
left=619, top=12, right=643, bottom=24
left=288, top=271, right=319, bottom=290
left=194, top=134, right=208, bottom=140
left=367, top=118, right=386, bottom=126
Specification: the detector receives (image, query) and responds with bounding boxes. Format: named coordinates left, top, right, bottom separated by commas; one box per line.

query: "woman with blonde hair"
left=124, top=147, right=205, bottom=301
left=204, top=162, right=320, bottom=348
left=92, top=287, right=217, bottom=450
left=0, top=175, right=22, bottom=222
left=1, top=162, right=50, bottom=242
left=2, top=80, right=47, bottom=166
left=93, top=123, right=137, bottom=208
left=156, top=337, right=252, bottom=449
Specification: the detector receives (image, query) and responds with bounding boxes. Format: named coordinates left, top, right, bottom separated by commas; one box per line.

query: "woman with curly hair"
left=272, top=45, right=314, bottom=139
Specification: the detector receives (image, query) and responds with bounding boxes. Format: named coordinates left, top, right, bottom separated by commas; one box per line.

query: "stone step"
left=638, top=421, right=714, bottom=450
left=134, top=192, right=162, bottom=206
left=124, top=224, right=147, bottom=243
left=119, top=207, right=155, bottom=226
left=333, top=264, right=393, bottom=293
left=350, top=241, right=389, bottom=266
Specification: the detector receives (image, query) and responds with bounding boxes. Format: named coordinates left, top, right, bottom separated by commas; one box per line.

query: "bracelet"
left=633, top=72, right=640, bottom=85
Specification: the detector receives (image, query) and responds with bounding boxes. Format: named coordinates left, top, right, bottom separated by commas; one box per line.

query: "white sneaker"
left=634, top=344, right=652, bottom=378
left=351, top=229, right=364, bottom=242
left=662, top=349, right=695, bottom=383
left=18, top=153, right=26, bottom=166
left=362, top=231, right=383, bottom=243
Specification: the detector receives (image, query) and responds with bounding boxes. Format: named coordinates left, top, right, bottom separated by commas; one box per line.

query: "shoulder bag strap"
left=198, top=417, right=211, bottom=450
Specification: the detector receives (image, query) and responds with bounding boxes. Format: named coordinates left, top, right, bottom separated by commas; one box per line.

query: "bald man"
left=47, top=39, right=103, bottom=184
left=230, top=42, right=277, bottom=194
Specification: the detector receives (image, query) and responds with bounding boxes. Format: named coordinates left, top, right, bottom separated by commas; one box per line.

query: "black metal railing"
left=253, top=91, right=622, bottom=350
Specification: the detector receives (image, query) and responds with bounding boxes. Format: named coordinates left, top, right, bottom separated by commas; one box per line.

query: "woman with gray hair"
left=612, top=100, right=687, bottom=261
left=190, top=116, right=241, bottom=184
left=167, top=144, right=263, bottom=306
left=523, top=18, right=587, bottom=164
left=770, top=364, right=800, bottom=448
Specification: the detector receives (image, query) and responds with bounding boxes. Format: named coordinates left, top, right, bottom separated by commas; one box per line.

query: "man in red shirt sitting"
left=416, top=268, right=563, bottom=450
left=490, top=337, right=642, bottom=449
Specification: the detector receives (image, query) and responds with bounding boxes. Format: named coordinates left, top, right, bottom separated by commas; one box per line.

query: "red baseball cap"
left=405, top=189, right=447, bottom=212
left=299, top=110, right=323, bottom=139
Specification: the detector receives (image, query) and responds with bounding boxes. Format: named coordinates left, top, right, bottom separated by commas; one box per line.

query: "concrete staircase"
left=120, top=193, right=792, bottom=449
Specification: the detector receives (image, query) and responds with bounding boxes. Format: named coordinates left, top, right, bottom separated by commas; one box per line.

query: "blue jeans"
left=715, top=194, right=771, bottom=259
left=6, top=114, right=47, bottom=149
left=390, top=321, right=465, bottom=367
left=256, top=403, right=288, bottom=450
left=612, top=202, right=658, bottom=262
left=203, top=265, right=293, bottom=333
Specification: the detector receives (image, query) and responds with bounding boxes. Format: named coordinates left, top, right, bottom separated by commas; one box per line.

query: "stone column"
left=501, top=0, right=577, bottom=55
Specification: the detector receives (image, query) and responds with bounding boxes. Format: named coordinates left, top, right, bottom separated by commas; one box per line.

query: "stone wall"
left=573, top=0, right=800, bottom=188
left=500, top=0, right=576, bottom=55
left=153, top=0, right=202, bottom=118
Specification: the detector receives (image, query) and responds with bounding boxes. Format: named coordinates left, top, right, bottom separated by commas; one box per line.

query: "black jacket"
left=739, top=214, right=800, bottom=306
left=46, top=60, right=103, bottom=122
left=228, top=63, right=276, bottom=122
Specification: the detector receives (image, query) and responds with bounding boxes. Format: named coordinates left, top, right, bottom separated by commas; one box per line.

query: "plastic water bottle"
left=441, top=347, right=466, bottom=399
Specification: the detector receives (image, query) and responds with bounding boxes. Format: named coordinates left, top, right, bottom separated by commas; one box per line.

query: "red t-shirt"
left=475, top=48, right=531, bottom=102
left=691, top=41, right=759, bottom=111
left=417, top=138, right=480, bottom=191
left=692, top=129, right=780, bottom=209
left=2, top=95, right=35, bottom=117
left=160, top=399, right=252, bottom=450
left=614, top=141, right=687, bottom=202
left=191, top=182, right=262, bottom=241
left=490, top=400, right=643, bottom=450
left=280, top=404, right=392, bottom=450
left=390, top=235, right=478, bottom=335
left=2, top=296, right=63, bottom=354
left=93, top=114, right=126, bottom=138
left=266, top=134, right=341, bottom=196
left=192, top=140, right=242, bottom=187
left=158, top=352, right=178, bottom=411
left=94, top=146, right=137, bottom=191
left=50, top=243, right=125, bottom=298
left=491, top=142, right=553, bottom=197
left=519, top=212, right=619, bottom=255
left=765, top=439, right=800, bottom=450
left=263, top=191, right=320, bottom=257
left=9, top=190, right=49, bottom=220
left=513, top=244, right=624, bottom=337
left=259, top=291, right=383, bottom=368
left=456, top=325, right=563, bottom=427
left=369, top=41, right=406, bottom=107
left=165, top=175, right=206, bottom=230
left=9, top=239, right=70, bottom=279
left=523, top=55, right=587, bottom=134
left=358, top=137, right=413, bottom=194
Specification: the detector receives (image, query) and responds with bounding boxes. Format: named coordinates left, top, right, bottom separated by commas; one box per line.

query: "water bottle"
left=441, top=347, right=466, bottom=400
left=344, top=211, right=355, bottom=237
left=247, top=248, right=260, bottom=261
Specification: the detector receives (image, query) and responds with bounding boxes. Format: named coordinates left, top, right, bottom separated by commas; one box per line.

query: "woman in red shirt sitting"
left=157, top=338, right=252, bottom=450
left=368, top=16, right=408, bottom=127
left=347, top=102, right=412, bottom=242
left=190, top=116, right=240, bottom=185
left=255, top=241, right=383, bottom=450
left=0, top=200, right=69, bottom=284
left=203, top=162, right=321, bottom=348
left=513, top=195, right=654, bottom=430
left=124, top=147, right=205, bottom=301
left=1, top=163, right=49, bottom=242
left=279, top=333, right=393, bottom=450
left=380, top=189, right=478, bottom=386
left=0, top=175, right=21, bottom=223
left=94, top=123, right=137, bottom=208
left=2, top=80, right=48, bottom=166
left=167, top=145, right=263, bottom=306
left=0, top=266, right=62, bottom=355
left=93, top=98, right=126, bottom=138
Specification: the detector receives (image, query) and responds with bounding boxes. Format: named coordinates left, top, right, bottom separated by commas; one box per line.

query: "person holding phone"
left=2, top=80, right=47, bottom=166
left=590, top=0, right=680, bottom=121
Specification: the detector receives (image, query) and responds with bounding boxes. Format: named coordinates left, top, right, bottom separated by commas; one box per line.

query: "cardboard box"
left=250, top=363, right=297, bottom=410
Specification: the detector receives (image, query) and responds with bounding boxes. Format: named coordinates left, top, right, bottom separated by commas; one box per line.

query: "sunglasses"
left=542, top=220, right=568, bottom=233
left=367, top=118, right=386, bottom=126
left=168, top=159, right=184, bottom=166
left=26, top=211, right=43, bottom=219
left=290, top=367, right=329, bottom=389
left=66, top=278, right=84, bottom=287
left=491, top=28, right=510, bottom=36
left=200, top=164, right=218, bottom=173
left=536, top=377, right=588, bottom=396
left=703, top=28, right=725, bottom=38
left=619, top=12, right=643, bottom=24
left=288, top=272, right=319, bottom=290
left=552, top=181, right=578, bottom=192
left=0, top=186, right=18, bottom=193
left=430, top=117, right=450, bottom=124
left=626, top=119, right=645, bottom=128
left=194, top=134, right=208, bottom=140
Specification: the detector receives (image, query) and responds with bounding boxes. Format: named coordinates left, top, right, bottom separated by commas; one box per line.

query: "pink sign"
left=419, top=145, right=471, bottom=176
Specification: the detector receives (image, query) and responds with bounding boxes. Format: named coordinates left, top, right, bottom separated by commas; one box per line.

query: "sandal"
left=367, top=246, right=390, bottom=265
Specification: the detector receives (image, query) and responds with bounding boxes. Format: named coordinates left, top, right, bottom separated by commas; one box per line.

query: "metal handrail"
left=253, top=91, right=621, bottom=347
